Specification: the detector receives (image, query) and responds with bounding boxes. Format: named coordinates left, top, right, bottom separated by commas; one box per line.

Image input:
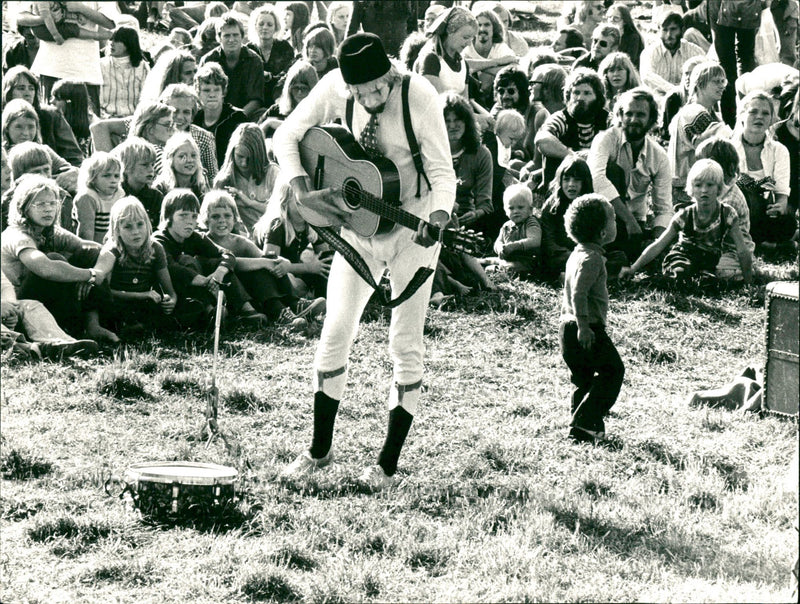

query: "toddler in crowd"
left=620, top=159, right=753, bottom=284
left=153, top=132, right=208, bottom=201
left=490, top=183, right=541, bottom=277
left=199, top=191, right=324, bottom=329
left=560, top=193, right=624, bottom=444
left=113, top=137, right=163, bottom=230
left=100, top=26, right=150, bottom=118
left=214, top=123, right=279, bottom=236
left=153, top=188, right=267, bottom=327
left=95, top=197, right=177, bottom=338
left=28, top=1, right=113, bottom=45
left=73, top=151, right=125, bottom=243
left=540, top=156, right=594, bottom=280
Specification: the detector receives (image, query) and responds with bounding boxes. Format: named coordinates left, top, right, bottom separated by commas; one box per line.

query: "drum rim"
left=125, top=461, right=238, bottom=485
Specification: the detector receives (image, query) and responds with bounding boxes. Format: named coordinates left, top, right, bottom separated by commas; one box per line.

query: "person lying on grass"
left=94, top=197, right=180, bottom=340
left=152, top=188, right=268, bottom=328
left=199, top=190, right=324, bottom=331
left=0, top=174, right=119, bottom=343
left=620, top=159, right=753, bottom=284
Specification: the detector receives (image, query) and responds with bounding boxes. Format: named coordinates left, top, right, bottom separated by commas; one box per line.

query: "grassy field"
left=2, top=258, right=798, bottom=603
left=2, top=2, right=799, bottom=603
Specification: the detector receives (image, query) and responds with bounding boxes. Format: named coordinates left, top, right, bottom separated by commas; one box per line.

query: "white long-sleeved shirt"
left=640, top=39, right=705, bottom=97
left=731, top=131, right=792, bottom=196
left=588, top=126, right=674, bottom=230
left=100, top=55, right=149, bottom=118
left=273, top=70, right=456, bottom=224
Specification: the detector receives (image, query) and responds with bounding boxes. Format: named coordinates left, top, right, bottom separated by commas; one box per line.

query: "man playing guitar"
left=273, top=33, right=456, bottom=490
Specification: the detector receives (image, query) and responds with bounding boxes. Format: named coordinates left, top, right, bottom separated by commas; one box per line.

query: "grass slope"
left=1, top=265, right=798, bottom=603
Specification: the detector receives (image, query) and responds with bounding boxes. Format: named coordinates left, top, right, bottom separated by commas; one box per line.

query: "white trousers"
left=313, top=227, right=440, bottom=415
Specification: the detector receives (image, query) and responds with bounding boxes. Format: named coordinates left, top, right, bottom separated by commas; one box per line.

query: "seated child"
left=214, top=123, right=280, bottom=236
left=695, top=137, right=756, bottom=281
left=489, top=183, right=541, bottom=277
left=199, top=190, right=325, bottom=329
left=5, top=141, right=72, bottom=231
left=540, top=156, right=593, bottom=280
left=95, top=197, right=179, bottom=339
left=620, top=159, right=754, bottom=284
left=0, top=174, right=118, bottom=343
left=253, top=180, right=331, bottom=300
left=152, top=188, right=267, bottom=327
left=73, top=151, right=125, bottom=243
left=112, top=137, right=163, bottom=229
left=2, top=265, right=98, bottom=359
left=153, top=132, right=209, bottom=202
left=28, top=1, right=113, bottom=45
left=559, top=193, right=624, bottom=444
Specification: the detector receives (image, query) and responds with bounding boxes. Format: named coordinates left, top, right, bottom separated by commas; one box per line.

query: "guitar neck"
left=357, top=192, right=428, bottom=233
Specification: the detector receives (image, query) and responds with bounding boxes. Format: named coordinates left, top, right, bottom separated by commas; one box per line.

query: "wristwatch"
left=87, top=268, right=97, bottom=286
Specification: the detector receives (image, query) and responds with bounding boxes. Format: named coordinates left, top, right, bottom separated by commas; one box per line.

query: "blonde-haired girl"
left=214, top=123, right=279, bottom=234
left=73, top=151, right=125, bottom=242
left=153, top=132, right=209, bottom=201
left=95, top=197, right=178, bottom=336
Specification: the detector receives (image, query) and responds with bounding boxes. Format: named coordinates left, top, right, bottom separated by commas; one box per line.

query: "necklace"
left=741, top=135, right=765, bottom=147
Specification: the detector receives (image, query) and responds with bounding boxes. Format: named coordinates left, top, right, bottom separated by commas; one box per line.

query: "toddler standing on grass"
left=488, top=183, right=541, bottom=278
left=620, top=159, right=753, bottom=284
left=73, top=151, right=125, bottom=243
left=559, top=193, right=624, bottom=444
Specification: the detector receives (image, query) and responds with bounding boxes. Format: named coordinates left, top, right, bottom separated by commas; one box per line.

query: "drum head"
left=126, top=461, right=237, bottom=485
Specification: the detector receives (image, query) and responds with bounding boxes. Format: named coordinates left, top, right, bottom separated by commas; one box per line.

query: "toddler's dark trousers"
left=559, top=320, right=624, bottom=432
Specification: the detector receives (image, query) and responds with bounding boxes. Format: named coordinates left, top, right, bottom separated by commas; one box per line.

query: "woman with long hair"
left=283, top=2, right=310, bottom=54
left=605, top=3, right=644, bottom=69
left=326, top=1, right=350, bottom=45
left=246, top=5, right=295, bottom=105
left=50, top=80, right=96, bottom=158
left=259, top=60, right=319, bottom=137
left=138, top=49, right=197, bottom=106
left=597, top=52, right=640, bottom=114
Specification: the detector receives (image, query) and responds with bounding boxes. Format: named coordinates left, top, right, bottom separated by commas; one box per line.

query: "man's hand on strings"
left=413, top=210, right=450, bottom=247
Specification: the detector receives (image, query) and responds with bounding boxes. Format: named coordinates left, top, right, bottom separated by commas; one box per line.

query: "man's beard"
left=624, top=123, right=646, bottom=141
left=568, top=99, right=601, bottom=122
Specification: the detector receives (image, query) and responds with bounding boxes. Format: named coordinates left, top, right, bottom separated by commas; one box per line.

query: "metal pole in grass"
left=201, top=288, right=240, bottom=457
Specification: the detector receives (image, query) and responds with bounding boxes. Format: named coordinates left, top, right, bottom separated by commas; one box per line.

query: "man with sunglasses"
left=573, top=24, right=620, bottom=71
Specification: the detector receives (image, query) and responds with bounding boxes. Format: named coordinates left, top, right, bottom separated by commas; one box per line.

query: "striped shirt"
left=100, top=55, right=149, bottom=118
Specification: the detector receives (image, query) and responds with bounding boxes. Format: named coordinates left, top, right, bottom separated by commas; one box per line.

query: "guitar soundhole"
left=342, top=178, right=362, bottom=210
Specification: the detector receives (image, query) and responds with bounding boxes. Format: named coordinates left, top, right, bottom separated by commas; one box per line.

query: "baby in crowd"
left=491, top=183, right=541, bottom=277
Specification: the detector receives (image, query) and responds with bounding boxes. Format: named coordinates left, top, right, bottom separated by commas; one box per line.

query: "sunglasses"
left=592, top=39, right=610, bottom=48
left=496, top=87, right=518, bottom=95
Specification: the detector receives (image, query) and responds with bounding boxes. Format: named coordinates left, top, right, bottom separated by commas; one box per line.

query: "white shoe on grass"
left=281, top=450, right=333, bottom=478
left=357, top=465, right=397, bottom=492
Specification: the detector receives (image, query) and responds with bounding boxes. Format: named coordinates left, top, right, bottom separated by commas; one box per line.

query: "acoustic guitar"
left=297, top=124, right=485, bottom=256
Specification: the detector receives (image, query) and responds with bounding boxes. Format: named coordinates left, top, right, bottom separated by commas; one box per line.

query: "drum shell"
left=764, top=281, right=799, bottom=417
left=129, top=479, right=237, bottom=520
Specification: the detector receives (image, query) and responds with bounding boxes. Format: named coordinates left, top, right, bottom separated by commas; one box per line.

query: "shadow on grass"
left=240, top=570, right=302, bottom=603
left=1, top=448, right=53, bottom=480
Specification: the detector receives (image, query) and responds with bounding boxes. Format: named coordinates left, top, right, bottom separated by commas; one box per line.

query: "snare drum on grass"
left=106, top=462, right=238, bottom=521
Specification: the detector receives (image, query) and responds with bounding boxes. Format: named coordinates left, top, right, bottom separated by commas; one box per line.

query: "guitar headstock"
left=434, top=226, right=487, bottom=256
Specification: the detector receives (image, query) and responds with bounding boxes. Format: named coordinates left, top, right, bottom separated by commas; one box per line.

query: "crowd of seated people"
left=1, top=0, right=798, bottom=360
